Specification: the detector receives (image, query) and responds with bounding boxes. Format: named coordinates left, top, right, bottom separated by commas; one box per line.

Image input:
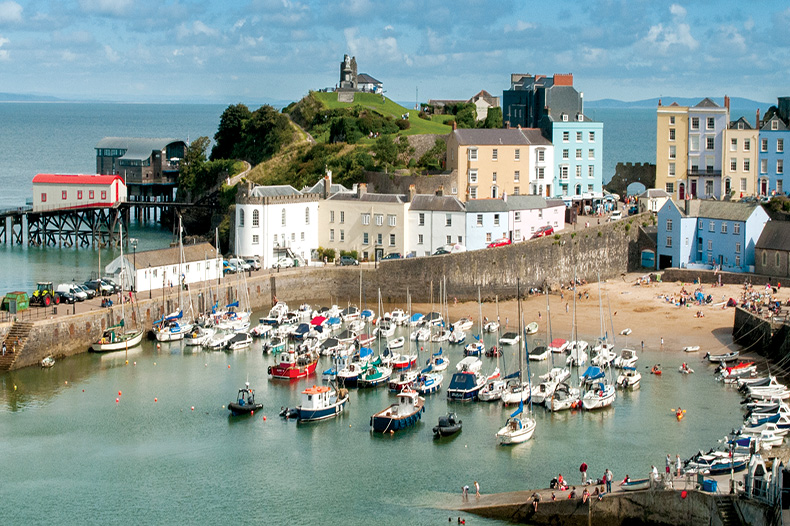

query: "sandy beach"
left=410, top=271, right=784, bottom=356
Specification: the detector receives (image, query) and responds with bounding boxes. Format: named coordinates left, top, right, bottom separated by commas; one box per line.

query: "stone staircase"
left=0, top=321, right=36, bottom=372
left=716, top=495, right=742, bottom=526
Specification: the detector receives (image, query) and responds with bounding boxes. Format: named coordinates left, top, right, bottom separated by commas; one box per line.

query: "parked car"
left=432, top=247, right=450, bottom=256
left=75, top=283, right=96, bottom=299
left=380, top=252, right=402, bottom=261
left=55, top=290, right=76, bottom=304
left=487, top=238, right=512, bottom=248
left=339, top=255, right=359, bottom=266
left=84, top=279, right=114, bottom=296
left=100, top=278, right=122, bottom=293
left=273, top=257, right=294, bottom=269
left=229, top=257, right=251, bottom=272
left=449, top=244, right=467, bottom=254
left=531, top=225, right=555, bottom=239
left=245, top=257, right=261, bottom=270
left=223, top=260, right=237, bottom=274
left=55, top=283, right=87, bottom=301
left=609, top=210, right=622, bottom=221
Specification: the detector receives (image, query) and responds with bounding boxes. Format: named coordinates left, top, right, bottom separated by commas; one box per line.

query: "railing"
left=687, top=169, right=722, bottom=177
left=0, top=205, right=32, bottom=216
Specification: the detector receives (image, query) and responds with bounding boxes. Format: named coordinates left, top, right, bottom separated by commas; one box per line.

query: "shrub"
left=396, top=119, right=411, bottom=130
left=597, top=231, right=602, bottom=237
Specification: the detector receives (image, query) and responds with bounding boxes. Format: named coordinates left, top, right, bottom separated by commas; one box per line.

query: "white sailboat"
left=153, top=216, right=193, bottom=342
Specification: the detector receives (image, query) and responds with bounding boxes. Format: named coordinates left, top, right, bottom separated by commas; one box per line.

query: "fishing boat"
left=268, top=348, right=318, bottom=379
left=548, top=338, right=569, bottom=353
left=388, top=370, right=419, bottom=392
left=40, top=356, right=55, bottom=368
left=227, top=332, right=252, bottom=351
left=614, top=348, right=639, bottom=369
left=370, top=389, right=425, bottom=433
left=228, top=383, right=263, bottom=416
left=616, top=366, right=642, bottom=389
left=357, top=365, right=393, bottom=388
left=706, top=350, right=740, bottom=363
left=429, top=348, right=449, bottom=371
left=447, top=357, right=487, bottom=401
left=683, top=345, right=700, bottom=353
left=295, top=385, right=349, bottom=422
left=414, top=370, right=444, bottom=395
left=620, top=478, right=651, bottom=491
left=387, top=336, right=405, bottom=350
left=433, top=412, right=462, bottom=437
left=499, top=332, right=520, bottom=346
left=496, top=401, right=536, bottom=445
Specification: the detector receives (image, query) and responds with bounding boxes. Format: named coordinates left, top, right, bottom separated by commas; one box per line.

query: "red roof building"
left=32, top=174, right=127, bottom=213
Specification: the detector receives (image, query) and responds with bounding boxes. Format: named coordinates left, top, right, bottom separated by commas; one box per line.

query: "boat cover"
left=448, top=372, right=479, bottom=390
left=581, top=366, right=605, bottom=380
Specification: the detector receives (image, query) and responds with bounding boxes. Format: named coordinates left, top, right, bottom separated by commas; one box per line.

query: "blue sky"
left=0, top=0, right=786, bottom=104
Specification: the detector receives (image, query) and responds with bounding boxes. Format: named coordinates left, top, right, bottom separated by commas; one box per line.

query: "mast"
left=546, top=289, right=554, bottom=367
left=119, top=221, right=125, bottom=325
left=517, top=278, right=523, bottom=383
left=597, top=272, right=604, bottom=343
left=477, top=286, right=483, bottom=339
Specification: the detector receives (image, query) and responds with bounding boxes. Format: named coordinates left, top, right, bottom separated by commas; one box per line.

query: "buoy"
left=156, top=343, right=160, bottom=349
left=263, top=416, right=266, bottom=421
left=133, top=361, right=136, bottom=365
left=250, top=410, right=254, bottom=415
left=228, top=365, right=231, bottom=369
left=153, top=362, right=156, bottom=365
left=116, top=398, right=119, bottom=403
left=118, top=391, right=122, bottom=396
left=125, top=360, right=128, bottom=364
left=64, top=381, right=68, bottom=385
left=14, top=385, right=17, bottom=391
left=681, top=490, right=688, bottom=499
left=349, top=424, right=352, bottom=427
left=205, top=363, right=207, bottom=367
left=191, top=406, right=195, bottom=411
left=82, top=389, right=84, bottom=392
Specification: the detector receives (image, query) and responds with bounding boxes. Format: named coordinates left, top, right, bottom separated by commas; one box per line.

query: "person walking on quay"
left=676, top=455, right=682, bottom=477
left=665, top=454, right=671, bottom=477
left=580, top=461, right=588, bottom=485
left=605, top=468, right=613, bottom=493
left=474, top=480, right=480, bottom=498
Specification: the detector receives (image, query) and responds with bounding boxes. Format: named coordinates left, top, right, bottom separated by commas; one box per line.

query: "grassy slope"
left=312, top=91, right=451, bottom=136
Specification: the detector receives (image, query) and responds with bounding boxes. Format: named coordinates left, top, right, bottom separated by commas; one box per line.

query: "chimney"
left=357, top=183, right=367, bottom=198
left=658, top=98, right=662, bottom=107
left=724, top=95, right=730, bottom=112
left=323, top=168, right=332, bottom=199
left=684, top=196, right=691, bottom=216
left=408, top=184, right=416, bottom=202
left=506, top=121, right=511, bottom=129
left=436, top=185, right=444, bottom=197
left=756, top=109, right=761, bottom=128
left=452, top=121, right=457, bottom=131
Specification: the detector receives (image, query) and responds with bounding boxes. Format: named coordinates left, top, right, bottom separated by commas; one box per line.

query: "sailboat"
left=91, top=222, right=144, bottom=352
left=501, top=283, right=533, bottom=407
left=495, top=281, right=537, bottom=445
left=464, top=288, right=485, bottom=356
left=153, top=215, right=193, bottom=342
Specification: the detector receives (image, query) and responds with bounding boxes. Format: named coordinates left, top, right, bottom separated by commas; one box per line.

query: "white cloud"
left=104, top=44, right=119, bottom=62
left=344, top=27, right=403, bottom=63
left=719, top=25, right=746, bottom=54
left=0, top=1, right=21, bottom=23
left=177, top=21, right=219, bottom=39
left=669, top=4, right=686, bottom=18
left=232, top=19, right=246, bottom=31
left=0, top=36, right=8, bottom=60
left=78, top=0, right=133, bottom=17
left=504, top=20, right=535, bottom=33
left=639, top=5, right=698, bottom=56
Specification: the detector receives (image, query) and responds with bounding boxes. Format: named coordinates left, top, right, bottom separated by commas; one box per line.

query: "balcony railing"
left=687, top=169, right=721, bottom=177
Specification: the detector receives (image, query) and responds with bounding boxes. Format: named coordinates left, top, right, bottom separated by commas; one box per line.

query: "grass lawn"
left=312, top=91, right=451, bottom=136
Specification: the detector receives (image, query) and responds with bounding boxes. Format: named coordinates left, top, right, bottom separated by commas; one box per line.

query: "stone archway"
left=605, top=162, right=656, bottom=196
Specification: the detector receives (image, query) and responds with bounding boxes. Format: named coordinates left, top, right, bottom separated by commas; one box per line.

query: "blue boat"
left=295, top=385, right=349, bottom=422
left=370, top=390, right=425, bottom=433
left=447, top=358, right=486, bottom=401
left=415, top=370, right=444, bottom=395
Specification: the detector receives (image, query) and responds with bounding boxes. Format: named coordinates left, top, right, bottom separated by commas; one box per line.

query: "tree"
left=211, top=103, right=251, bottom=160
left=372, top=134, right=398, bottom=168
left=179, top=136, right=211, bottom=198
left=481, top=107, right=503, bottom=129
left=237, top=105, right=293, bottom=165
left=455, top=104, right=477, bottom=128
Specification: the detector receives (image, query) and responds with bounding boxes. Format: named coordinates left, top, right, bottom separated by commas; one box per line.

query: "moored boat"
left=40, top=356, right=55, bottom=368
left=620, top=478, right=651, bottom=491
left=228, top=383, right=263, bottom=416
left=495, top=401, right=536, bottom=445
left=295, top=384, right=349, bottom=422
left=91, top=324, right=145, bottom=352
left=268, top=348, right=318, bottom=379
left=433, top=412, right=462, bottom=437
left=370, top=389, right=425, bottom=433
left=414, top=371, right=443, bottom=395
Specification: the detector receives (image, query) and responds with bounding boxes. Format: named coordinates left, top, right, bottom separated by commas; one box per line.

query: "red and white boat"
left=356, top=333, right=375, bottom=347
left=268, top=348, right=318, bottom=379
left=548, top=338, right=569, bottom=353
left=392, top=352, right=417, bottom=370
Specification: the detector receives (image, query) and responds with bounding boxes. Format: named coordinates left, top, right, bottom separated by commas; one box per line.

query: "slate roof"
left=327, top=192, right=406, bottom=204
left=694, top=98, right=721, bottom=108
left=409, top=195, right=465, bottom=212
left=761, top=115, right=788, bottom=131
left=452, top=128, right=551, bottom=146
left=123, top=242, right=219, bottom=270
left=465, top=199, right=509, bottom=213
left=96, top=137, right=184, bottom=161
left=638, top=189, right=670, bottom=198
left=357, top=73, right=382, bottom=85
left=504, top=195, right=548, bottom=210
left=728, top=117, right=754, bottom=130
left=671, top=199, right=763, bottom=222
left=303, top=178, right=351, bottom=196
left=756, top=221, right=790, bottom=251
left=250, top=185, right=301, bottom=198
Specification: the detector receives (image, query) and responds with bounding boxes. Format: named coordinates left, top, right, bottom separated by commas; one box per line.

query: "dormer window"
left=577, top=113, right=584, bottom=122
left=772, top=120, right=779, bottom=131
left=562, top=113, right=568, bottom=122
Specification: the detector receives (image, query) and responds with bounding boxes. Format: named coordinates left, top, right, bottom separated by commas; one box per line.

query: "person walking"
left=579, top=461, right=588, bottom=485
left=676, top=455, right=682, bottom=477
left=665, top=454, right=671, bottom=477
left=474, top=480, right=480, bottom=498
left=605, top=468, right=612, bottom=493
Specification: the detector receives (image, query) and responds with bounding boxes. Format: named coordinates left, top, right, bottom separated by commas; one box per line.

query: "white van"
left=56, top=283, right=88, bottom=301
left=228, top=257, right=251, bottom=272
left=609, top=210, right=622, bottom=221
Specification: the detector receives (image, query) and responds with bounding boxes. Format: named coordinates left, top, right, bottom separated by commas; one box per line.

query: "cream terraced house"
left=723, top=116, right=759, bottom=198
left=445, top=126, right=553, bottom=202
left=318, top=184, right=411, bottom=261
left=655, top=102, right=689, bottom=201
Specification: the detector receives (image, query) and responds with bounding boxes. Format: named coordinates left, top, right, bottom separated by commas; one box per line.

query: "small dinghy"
left=40, top=356, right=55, bottom=368
left=620, top=478, right=651, bottom=491
left=525, top=322, right=539, bottom=335
left=620, top=328, right=632, bottom=336
left=678, top=364, right=694, bottom=374
left=228, top=383, right=263, bottom=416
left=683, top=345, right=700, bottom=353
left=432, top=412, right=462, bottom=437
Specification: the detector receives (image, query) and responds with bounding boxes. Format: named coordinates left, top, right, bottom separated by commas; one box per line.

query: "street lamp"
left=130, top=238, right=138, bottom=292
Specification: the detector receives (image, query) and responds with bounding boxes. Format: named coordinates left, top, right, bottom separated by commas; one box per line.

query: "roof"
left=504, top=195, right=549, bottom=210
left=761, top=115, right=788, bottom=131
left=466, top=199, right=509, bottom=213
left=327, top=192, right=406, bottom=204
left=124, top=242, right=220, bottom=270
left=756, top=221, right=790, bottom=252
left=356, top=73, right=382, bottom=85
left=409, top=195, right=465, bottom=212
left=638, top=189, right=670, bottom=199
left=451, top=128, right=551, bottom=146
left=728, top=117, right=754, bottom=130
left=33, top=174, right=125, bottom=185
left=95, top=137, right=184, bottom=161
left=668, top=199, right=763, bottom=222
left=249, top=185, right=301, bottom=198
left=693, top=98, right=721, bottom=109
left=302, top=178, right=351, bottom=196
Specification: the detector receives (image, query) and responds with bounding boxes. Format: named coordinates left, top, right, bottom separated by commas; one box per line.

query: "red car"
left=487, top=238, right=512, bottom=248
left=530, top=225, right=554, bottom=239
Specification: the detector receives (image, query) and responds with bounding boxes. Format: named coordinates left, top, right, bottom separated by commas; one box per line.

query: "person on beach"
left=462, top=485, right=468, bottom=500
left=582, top=488, right=589, bottom=503
left=568, top=487, right=577, bottom=499
left=605, top=469, right=613, bottom=492
left=651, top=465, right=659, bottom=480
left=474, top=481, right=480, bottom=498
left=666, top=454, right=671, bottom=476
left=580, top=461, right=588, bottom=484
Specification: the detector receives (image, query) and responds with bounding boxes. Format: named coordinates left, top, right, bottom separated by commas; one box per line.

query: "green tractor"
left=31, top=282, right=59, bottom=307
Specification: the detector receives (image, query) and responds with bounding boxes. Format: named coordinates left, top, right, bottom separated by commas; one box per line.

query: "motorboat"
left=620, top=328, right=632, bottom=336
left=370, top=389, right=425, bottom=433
left=678, top=364, right=695, bottom=374
left=348, top=319, right=366, bottom=333
left=423, top=312, right=444, bottom=327
left=262, top=302, right=289, bottom=325
left=705, top=350, right=740, bottom=363
left=478, top=378, right=507, bottom=402
left=548, top=338, right=569, bottom=354
left=414, top=371, right=443, bottom=395
left=360, top=309, right=376, bottom=322
left=388, top=370, right=419, bottom=392
left=263, top=336, right=286, bottom=354
left=375, top=320, right=396, bottom=338
left=409, top=313, right=425, bottom=326
left=590, top=340, right=616, bottom=367
left=40, top=356, right=55, bottom=368
left=227, top=332, right=252, bottom=351
left=340, top=306, right=360, bottom=322
left=249, top=323, right=272, bottom=339
left=683, top=345, right=700, bottom=353
left=295, top=385, right=349, bottom=422
left=529, top=345, right=550, bottom=361
left=431, top=329, right=451, bottom=343
left=447, top=357, right=487, bottom=401
left=525, top=322, right=539, bottom=335
left=614, top=348, right=639, bottom=369
left=356, top=333, right=375, bottom=347
left=495, top=403, right=536, bottom=445
left=433, top=412, right=462, bottom=437
left=464, top=340, right=485, bottom=357
left=484, top=321, right=500, bottom=333
left=204, top=331, right=235, bottom=350
left=410, top=326, right=431, bottom=342
left=452, top=318, right=474, bottom=332
left=228, top=383, right=263, bottom=416
left=499, top=332, right=520, bottom=346
left=387, top=336, right=405, bottom=350
left=532, top=368, right=571, bottom=404
left=336, top=329, right=357, bottom=345
left=320, top=338, right=343, bottom=356
left=548, top=381, right=581, bottom=412
left=740, top=422, right=789, bottom=437
left=390, top=308, right=408, bottom=325
left=268, top=348, right=318, bottom=379
left=448, top=330, right=466, bottom=345
left=616, top=366, right=642, bottom=389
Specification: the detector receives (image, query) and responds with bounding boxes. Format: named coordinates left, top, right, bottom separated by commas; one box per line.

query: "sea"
left=0, top=104, right=747, bottom=524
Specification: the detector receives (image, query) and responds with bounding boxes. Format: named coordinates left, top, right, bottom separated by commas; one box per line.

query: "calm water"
left=0, top=312, right=744, bottom=525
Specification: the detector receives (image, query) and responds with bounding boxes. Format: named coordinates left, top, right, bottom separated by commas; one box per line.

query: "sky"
left=0, top=0, right=787, bottom=105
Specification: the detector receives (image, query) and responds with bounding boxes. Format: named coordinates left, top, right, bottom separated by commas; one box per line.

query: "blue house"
left=546, top=116, right=604, bottom=197
left=656, top=199, right=770, bottom=273
left=757, top=98, right=790, bottom=196
left=465, top=200, right=510, bottom=251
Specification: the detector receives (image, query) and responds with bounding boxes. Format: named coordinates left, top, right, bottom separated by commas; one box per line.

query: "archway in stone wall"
left=605, top=162, right=656, bottom=197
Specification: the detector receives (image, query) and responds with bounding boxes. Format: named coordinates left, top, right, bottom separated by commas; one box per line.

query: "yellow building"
left=445, top=127, right=553, bottom=201
left=655, top=102, right=688, bottom=200
left=722, top=117, right=759, bottom=198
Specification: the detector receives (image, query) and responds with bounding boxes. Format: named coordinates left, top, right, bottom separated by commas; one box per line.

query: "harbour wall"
left=661, top=267, right=784, bottom=286
left=3, top=215, right=646, bottom=370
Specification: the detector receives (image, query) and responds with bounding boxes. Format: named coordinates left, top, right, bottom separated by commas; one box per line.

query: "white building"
left=32, top=173, right=127, bottom=213
left=105, top=242, right=222, bottom=293
left=505, top=195, right=566, bottom=241
left=234, top=183, right=319, bottom=269
left=408, top=192, right=466, bottom=257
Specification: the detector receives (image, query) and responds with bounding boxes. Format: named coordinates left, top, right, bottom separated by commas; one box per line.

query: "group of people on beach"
left=460, top=481, right=480, bottom=501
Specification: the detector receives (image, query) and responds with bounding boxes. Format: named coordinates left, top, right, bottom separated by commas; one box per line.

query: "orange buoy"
left=228, top=365, right=231, bottom=369
left=118, top=391, right=122, bottom=396
left=154, top=398, right=158, bottom=402
left=263, top=416, right=266, bottom=421
left=116, top=398, right=119, bottom=403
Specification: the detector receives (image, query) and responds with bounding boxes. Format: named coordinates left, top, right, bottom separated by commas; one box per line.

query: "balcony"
left=687, top=169, right=721, bottom=177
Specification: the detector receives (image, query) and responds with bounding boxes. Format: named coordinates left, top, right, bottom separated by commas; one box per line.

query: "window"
left=418, top=213, right=425, bottom=226
left=363, top=232, right=369, bottom=245
left=492, top=172, right=497, bottom=183
left=493, top=214, right=500, bottom=226
left=445, top=214, right=452, bottom=227
left=744, top=159, right=750, bottom=172
left=707, top=240, right=713, bottom=251
left=576, top=131, right=582, bottom=142
left=340, top=230, right=345, bottom=242
left=291, top=233, right=295, bottom=242
left=668, top=163, right=675, bottom=177
left=537, top=149, right=545, bottom=162
left=669, top=116, right=675, bottom=125
left=709, top=221, right=715, bottom=232
left=706, top=136, right=715, bottom=150
left=468, top=148, right=478, bottom=161
left=330, top=211, right=335, bottom=223
left=562, top=149, right=569, bottom=160
left=281, top=209, right=286, bottom=226
left=666, top=236, right=672, bottom=248
left=469, top=186, right=477, bottom=199
left=761, top=159, right=768, bottom=174
left=537, top=167, right=545, bottom=179
left=62, top=190, right=67, bottom=200
left=77, top=190, right=83, bottom=200
left=587, top=184, right=594, bottom=192
left=730, top=138, right=737, bottom=151
left=666, top=219, right=673, bottom=232
left=418, top=234, right=424, bottom=244
left=761, top=138, right=768, bottom=152
left=515, top=229, right=520, bottom=240
left=376, top=233, right=382, bottom=245
left=779, top=139, right=785, bottom=153
left=772, top=120, right=779, bottom=131
left=576, top=166, right=582, bottom=178
left=740, top=178, right=747, bottom=191
left=101, top=191, right=106, bottom=200
left=779, top=180, right=784, bottom=193
left=468, top=169, right=478, bottom=183
left=476, top=214, right=483, bottom=226
left=562, top=131, right=569, bottom=142
left=514, top=211, right=521, bottom=221
left=707, top=117, right=715, bottom=130
left=560, top=166, right=569, bottom=179
left=513, top=187, right=520, bottom=195
left=576, top=149, right=582, bottom=160
left=762, top=251, right=768, bottom=266
left=485, top=233, right=492, bottom=243
left=778, top=160, right=784, bottom=174
left=492, top=148, right=498, bottom=161
left=362, top=213, right=370, bottom=225
left=721, top=222, right=728, bottom=233
left=698, top=219, right=703, bottom=229
left=305, top=207, right=310, bottom=225
left=691, top=117, right=699, bottom=130
left=388, top=215, right=396, bottom=227
left=41, top=193, right=47, bottom=202
left=705, top=180, right=714, bottom=195
left=514, top=171, right=519, bottom=182
left=734, top=223, right=740, bottom=234
left=512, top=149, right=520, bottom=161
left=340, top=211, right=345, bottom=223
left=669, top=146, right=676, bottom=159
left=730, top=158, right=737, bottom=172
left=252, top=209, right=259, bottom=227
left=743, top=139, right=751, bottom=151
left=375, top=214, right=383, bottom=226
left=252, top=234, right=259, bottom=244
left=690, top=135, right=699, bottom=151
left=446, top=235, right=452, bottom=244
left=239, top=209, right=245, bottom=227
left=669, top=129, right=675, bottom=141
left=777, top=252, right=782, bottom=267
left=89, top=190, right=94, bottom=199
left=458, top=236, right=463, bottom=244
left=735, top=242, right=741, bottom=254
left=666, top=182, right=674, bottom=193
left=735, top=255, right=741, bottom=267
left=588, top=149, right=594, bottom=160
